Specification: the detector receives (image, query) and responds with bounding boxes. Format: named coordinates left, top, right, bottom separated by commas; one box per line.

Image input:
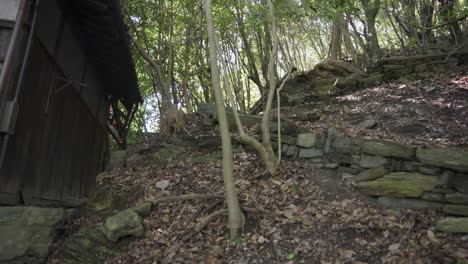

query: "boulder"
left=355, top=172, right=438, bottom=198
left=445, top=193, right=468, bottom=205
left=153, top=144, right=185, bottom=168
left=0, top=207, right=65, bottom=264
left=59, top=228, right=114, bottom=264
left=421, top=192, right=445, bottom=202
left=106, top=150, right=126, bottom=171
left=101, top=209, right=143, bottom=242
left=362, top=139, right=415, bottom=159
left=226, top=112, right=261, bottom=130
left=377, top=197, right=443, bottom=210
left=359, top=155, right=388, bottom=169
left=296, top=133, right=317, bottom=148
left=298, top=148, right=323, bottom=159
left=416, top=148, right=468, bottom=172
left=443, top=205, right=468, bottom=216
left=356, top=166, right=388, bottom=183
left=436, top=218, right=468, bottom=233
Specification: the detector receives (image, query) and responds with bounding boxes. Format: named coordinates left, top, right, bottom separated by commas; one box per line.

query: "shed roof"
left=57, top=0, right=141, bottom=108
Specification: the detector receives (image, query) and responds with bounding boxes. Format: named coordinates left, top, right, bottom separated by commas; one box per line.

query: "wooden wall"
left=0, top=0, right=108, bottom=206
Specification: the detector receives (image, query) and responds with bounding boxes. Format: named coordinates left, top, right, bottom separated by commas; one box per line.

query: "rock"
left=156, top=180, right=171, bottom=190
left=281, top=144, right=289, bottom=154
left=436, top=218, right=468, bottom=233
left=324, top=128, right=338, bottom=154
left=130, top=202, right=153, bottom=217
left=377, top=197, right=443, bottom=210
left=315, top=85, right=337, bottom=96
left=416, top=148, right=468, bottom=172
left=286, top=94, right=307, bottom=105
left=403, top=161, right=420, bottom=172
left=359, top=73, right=383, bottom=86
left=356, top=166, right=388, bottom=183
left=271, top=134, right=296, bottom=145
left=226, top=112, right=261, bottom=130
left=362, top=139, right=415, bottom=159
left=106, top=150, right=126, bottom=171
left=296, top=133, right=317, bottom=148
left=445, top=193, right=468, bottom=205
left=453, top=174, right=468, bottom=193
left=332, top=154, right=361, bottom=165
left=361, top=119, right=377, bottom=129
left=153, top=144, right=185, bottom=168
left=359, top=155, right=388, bottom=168
left=355, top=172, right=438, bottom=198
left=286, top=146, right=299, bottom=157
left=96, top=171, right=113, bottom=183
left=421, top=192, right=445, bottom=202
left=101, top=209, right=143, bottom=242
left=298, top=148, right=323, bottom=159
left=418, top=166, right=441, bottom=175
left=438, top=170, right=455, bottom=189
left=58, top=228, right=114, bottom=264
left=324, top=163, right=339, bottom=169
left=443, top=205, right=468, bottom=216
left=332, top=136, right=363, bottom=155
left=338, top=166, right=361, bottom=175
left=0, top=207, right=65, bottom=264
left=126, top=153, right=144, bottom=169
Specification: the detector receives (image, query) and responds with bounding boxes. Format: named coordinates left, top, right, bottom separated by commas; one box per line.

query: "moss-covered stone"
left=130, top=202, right=153, bottom=217
left=59, top=228, right=115, bottom=264
left=445, top=193, right=468, bottom=205
left=362, top=139, right=415, bottom=159
left=436, top=218, right=468, bottom=233
left=355, top=172, right=438, bottom=197
left=443, top=205, right=468, bottom=216
left=416, top=148, right=468, bottom=172
left=101, top=209, right=143, bottom=242
left=356, top=166, right=388, bottom=183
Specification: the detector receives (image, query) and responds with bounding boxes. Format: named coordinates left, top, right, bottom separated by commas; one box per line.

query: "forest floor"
left=55, top=71, right=468, bottom=263
left=280, top=71, right=468, bottom=150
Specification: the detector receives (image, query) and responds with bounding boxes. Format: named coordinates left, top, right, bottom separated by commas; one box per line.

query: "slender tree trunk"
left=202, top=0, right=243, bottom=239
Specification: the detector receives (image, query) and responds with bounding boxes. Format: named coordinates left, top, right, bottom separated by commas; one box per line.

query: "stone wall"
left=275, top=128, right=468, bottom=215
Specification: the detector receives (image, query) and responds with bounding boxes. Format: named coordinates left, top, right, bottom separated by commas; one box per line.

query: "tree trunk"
left=329, top=13, right=344, bottom=60
left=202, top=0, right=243, bottom=239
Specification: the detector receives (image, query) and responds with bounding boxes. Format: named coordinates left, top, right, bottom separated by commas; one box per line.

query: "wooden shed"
left=0, top=0, right=141, bottom=206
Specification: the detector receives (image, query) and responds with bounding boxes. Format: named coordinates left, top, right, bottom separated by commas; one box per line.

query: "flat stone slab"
left=445, top=193, right=468, bottom=205
left=377, top=197, right=443, bottom=210
left=355, top=172, right=438, bottom=198
left=296, top=133, right=317, bottom=148
left=359, top=155, right=388, bottom=168
left=332, top=136, right=363, bottom=155
left=362, top=139, right=415, bottom=159
left=443, top=205, right=468, bottom=216
left=436, top=217, right=468, bottom=233
left=416, top=148, right=468, bottom=172
left=298, top=148, right=323, bottom=159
